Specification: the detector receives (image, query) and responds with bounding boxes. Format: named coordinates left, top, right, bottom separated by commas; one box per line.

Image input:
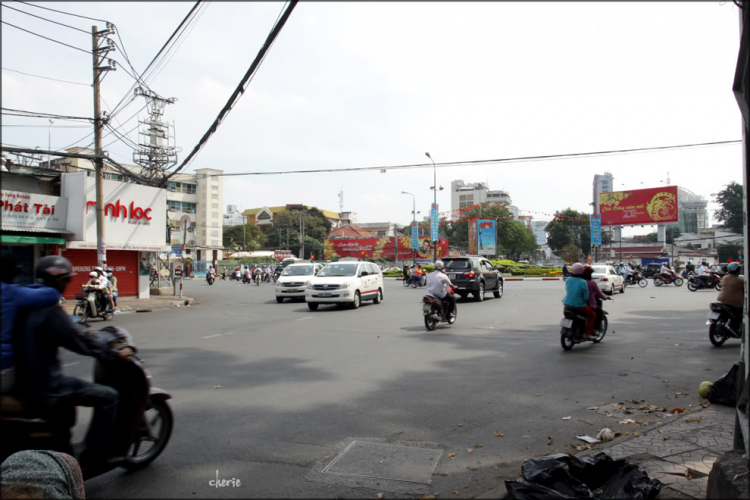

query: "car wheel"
left=620, top=283, right=625, bottom=294
left=373, top=288, right=383, bottom=304
left=351, top=291, right=361, bottom=309
left=493, top=281, right=503, bottom=299
left=474, top=283, right=485, bottom=302
left=307, top=302, right=319, bottom=311
left=276, top=296, right=284, bottom=303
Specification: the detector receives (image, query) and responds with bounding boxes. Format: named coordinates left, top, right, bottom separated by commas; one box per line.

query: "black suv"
left=643, top=263, right=663, bottom=279
left=441, top=256, right=503, bottom=302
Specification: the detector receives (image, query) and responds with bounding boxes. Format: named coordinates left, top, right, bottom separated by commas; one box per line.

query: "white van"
left=275, top=262, right=323, bottom=302
left=305, top=261, right=384, bottom=310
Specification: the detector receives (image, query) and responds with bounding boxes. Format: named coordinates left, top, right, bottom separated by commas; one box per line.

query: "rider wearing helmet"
left=1, top=251, right=61, bottom=393
left=426, top=260, right=457, bottom=316
left=717, top=262, right=744, bottom=311
left=12, top=256, right=135, bottom=471
left=582, top=265, right=610, bottom=331
left=563, top=263, right=596, bottom=340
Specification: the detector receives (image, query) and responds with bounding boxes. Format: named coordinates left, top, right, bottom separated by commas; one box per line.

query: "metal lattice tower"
left=132, top=87, right=181, bottom=179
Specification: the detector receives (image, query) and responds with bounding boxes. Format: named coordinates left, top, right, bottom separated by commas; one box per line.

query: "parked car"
left=275, top=263, right=323, bottom=303
left=643, top=263, right=664, bottom=279
left=440, top=256, right=503, bottom=302
left=305, top=261, right=383, bottom=310
left=591, top=264, right=625, bottom=294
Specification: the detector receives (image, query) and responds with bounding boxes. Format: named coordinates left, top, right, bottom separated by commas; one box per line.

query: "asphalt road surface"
left=59, top=276, right=739, bottom=498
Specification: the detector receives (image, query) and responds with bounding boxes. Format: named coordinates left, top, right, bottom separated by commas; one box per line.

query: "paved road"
left=61, top=277, right=738, bottom=498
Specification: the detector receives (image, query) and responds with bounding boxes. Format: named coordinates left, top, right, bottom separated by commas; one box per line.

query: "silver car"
left=591, top=265, right=625, bottom=295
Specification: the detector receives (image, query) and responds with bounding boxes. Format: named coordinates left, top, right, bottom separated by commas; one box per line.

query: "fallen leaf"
left=457, top=424, right=462, bottom=428
left=475, top=442, right=483, bottom=448
left=453, top=492, right=459, bottom=495
left=606, top=412, right=613, bottom=418
left=612, top=330, right=616, bottom=334
left=635, top=420, right=645, bottom=425
left=675, top=392, right=683, bottom=395
left=467, top=448, right=474, bottom=454
left=623, top=410, right=633, bottom=415
left=562, top=416, right=571, bottom=420
left=377, top=493, right=384, bottom=499
left=547, top=436, right=554, bottom=445
left=623, top=432, right=630, bottom=437
left=586, top=406, right=600, bottom=411
left=522, top=435, right=530, bottom=438
left=685, top=469, right=693, bottom=480
left=544, top=451, right=553, bottom=456
left=662, top=436, right=670, bottom=441
left=493, top=431, right=504, bottom=437
left=686, top=417, right=702, bottom=424
left=536, top=394, right=540, bottom=397
left=212, top=385, right=222, bottom=389
left=630, top=400, right=640, bottom=404
left=634, top=432, right=641, bottom=437
left=670, top=408, right=685, bottom=414
left=448, top=453, right=456, bottom=458
left=420, top=495, right=437, bottom=500
left=699, top=402, right=710, bottom=408
left=619, top=419, right=636, bottom=424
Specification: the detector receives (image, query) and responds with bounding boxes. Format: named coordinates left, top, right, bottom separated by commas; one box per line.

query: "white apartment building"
left=356, top=222, right=397, bottom=237
left=593, top=172, right=614, bottom=215
left=450, top=180, right=511, bottom=220
left=223, top=204, right=245, bottom=227
left=532, top=220, right=548, bottom=245
left=53, top=148, right=223, bottom=262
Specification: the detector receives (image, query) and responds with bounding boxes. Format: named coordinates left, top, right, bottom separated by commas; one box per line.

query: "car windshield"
left=283, top=265, right=313, bottom=276
left=318, top=263, right=359, bottom=277
left=444, top=260, right=471, bottom=270
left=591, top=266, right=607, bottom=275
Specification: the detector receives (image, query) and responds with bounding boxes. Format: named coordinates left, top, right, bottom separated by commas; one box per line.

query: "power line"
left=13, top=0, right=109, bottom=24
left=189, top=139, right=743, bottom=180
left=2, top=124, right=90, bottom=128
left=167, top=0, right=298, bottom=181
left=2, top=3, right=90, bottom=34
left=1, top=107, right=93, bottom=122
left=1, top=20, right=92, bottom=54
left=1, top=66, right=90, bottom=86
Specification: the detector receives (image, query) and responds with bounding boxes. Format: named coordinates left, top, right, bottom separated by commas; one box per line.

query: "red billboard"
left=324, top=237, right=448, bottom=261
left=599, top=186, right=679, bottom=226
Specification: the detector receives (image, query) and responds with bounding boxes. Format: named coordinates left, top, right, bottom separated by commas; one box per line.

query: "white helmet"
left=89, top=271, right=98, bottom=278
left=435, top=260, right=445, bottom=270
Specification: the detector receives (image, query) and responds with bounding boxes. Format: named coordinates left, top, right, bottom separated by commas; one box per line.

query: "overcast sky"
left=2, top=1, right=744, bottom=235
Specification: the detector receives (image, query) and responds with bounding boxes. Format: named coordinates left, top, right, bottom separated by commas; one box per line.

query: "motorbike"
left=624, top=273, right=648, bottom=288
left=74, top=287, right=113, bottom=323
left=403, top=275, right=420, bottom=288
left=254, top=272, right=261, bottom=285
left=242, top=272, right=252, bottom=284
left=207, top=273, right=215, bottom=285
left=687, top=273, right=722, bottom=292
left=559, top=298, right=610, bottom=350
left=707, top=302, right=743, bottom=347
left=422, top=290, right=457, bottom=330
left=653, top=274, right=683, bottom=287
left=0, top=326, right=173, bottom=479
left=681, top=269, right=696, bottom=279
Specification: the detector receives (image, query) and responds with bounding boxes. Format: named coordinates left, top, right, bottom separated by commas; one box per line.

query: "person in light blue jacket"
left=1, top=251, right=60, bottom=393
left=563, top=263, right=596, bottom=340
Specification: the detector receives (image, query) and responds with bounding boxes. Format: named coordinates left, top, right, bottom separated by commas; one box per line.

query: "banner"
left=324, top=237, right=448, bottom=261
left=274, top=250, right=292, bottom=260
left=411, top=221, right=419, bottom=250
left=468, top=219, right=478, bottom=255
left=477, top=219, right=496, bottom=256
left=590, top=214, right=602, bottom=247
left=430, top=203, right=439, bottom=242
left=599, top=186, right=679, bottom=226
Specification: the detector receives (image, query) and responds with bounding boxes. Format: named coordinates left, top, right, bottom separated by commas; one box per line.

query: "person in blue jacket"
left=1, top=251, right=61, bottom=393
left=563, top=262, right=596, bottom=340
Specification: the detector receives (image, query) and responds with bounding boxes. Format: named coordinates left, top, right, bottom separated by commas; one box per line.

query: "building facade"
left=242, top=205, right=341, bottom=230
left=593, top=172, right=614, bottom=215
left=450, top=180, right=511, bottom=220
left=532, top=220, right=548, bottom=245
left=223, top=204, right=245, bottom=227
left=671, top=187, right=709, bottom=233
left=355, top=222, right=397, bottom=238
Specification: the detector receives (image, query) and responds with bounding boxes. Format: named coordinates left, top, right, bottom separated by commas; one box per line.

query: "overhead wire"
left=1, top=66, right=91, bottom=87
left=1, top=20, right=91, bottom=54
left=1, top=3, right=90, bottom=34
left=1, top=108, right=93, bottom=122
left=13, top=0, right=109, bottom=23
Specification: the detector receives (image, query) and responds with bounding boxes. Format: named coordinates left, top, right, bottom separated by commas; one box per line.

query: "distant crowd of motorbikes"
left=205, top=265, right=280, bottom=286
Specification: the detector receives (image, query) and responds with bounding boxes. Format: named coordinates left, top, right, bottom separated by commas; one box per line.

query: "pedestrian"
left=106, top=269, right=118, bottom=308
left=403, top=264, right=409, bottom=280
left=562, top=262, right=570, bottom=278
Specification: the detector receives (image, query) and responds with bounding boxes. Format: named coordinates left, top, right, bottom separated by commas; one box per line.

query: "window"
left=212, top=185, right=218, bottom=191
left=167, top=181, right=178, bottom=192
left=376, top=231, right=386, bottom=237
left=211, top=230, right=219, bottom=237
left=212, top=222, right=219, bottom=228
left=258, top=212, right=271, bottom=220
left=168, top=200, right=180, bottom=212
left=211, top=194, right=218, bottom=200
left=212, top=203, right=219, bottom=209
left=181, top=183, right=196, bottom=194
left=212, top=212, right=219, bottom=219
left=182, top=202, right=196, bottom=213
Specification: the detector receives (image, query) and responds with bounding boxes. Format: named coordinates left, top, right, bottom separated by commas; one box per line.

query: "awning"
left=2, top=225, right=73, bottom=235
left=1, top=234, right=67, bottom=245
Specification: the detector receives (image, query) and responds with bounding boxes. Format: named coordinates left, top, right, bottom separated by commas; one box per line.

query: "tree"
left=559, top=244, right=581, bottom=263
left=449, top=204, right=515, bottom=255
left=545, top=209, right=592, bottom=257
left=500, top=221, right=539, bottom=260
left=713, top=182, right=743, bottom=233
left=265, top=208, right=332, bottom=259
left=222, top=224, right=265, bottom=250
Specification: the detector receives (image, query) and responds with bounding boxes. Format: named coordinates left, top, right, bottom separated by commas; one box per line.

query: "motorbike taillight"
left=709, top=302, right=724, bottom=312
left=563, top=310, right=574, bottom=319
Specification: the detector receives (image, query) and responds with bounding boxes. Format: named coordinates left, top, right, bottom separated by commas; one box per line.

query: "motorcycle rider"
left=717, top=262, right=744, bottom=330
left=583, top=265, right=611, bottom=332
left=106, top=269, right=118, bottom=307
left=94, top=267, right=113, bottom=313
left=562, top=262, right=570, bottom=279
left=11, top=256, right=135, bottom=471
left=563, top=263, right=596, bottom=340
left=82, top=271, right=105, bottom=315
left=658, top=262, right=673, bottom=283
left=1, top=251, right=61, bottom=393
left=426, top=260, right=457, bottom=317
left=695, top=261, right=712, bottom=287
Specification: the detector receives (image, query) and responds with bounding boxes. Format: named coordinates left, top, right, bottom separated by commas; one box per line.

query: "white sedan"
left=591, top=265, right=625, bottom=294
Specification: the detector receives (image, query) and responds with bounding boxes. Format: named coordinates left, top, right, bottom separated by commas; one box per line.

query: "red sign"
left=324, top=237, right=448, bottom=261
left=599, top=186, right=679, bottom=226
left=85, top=200, right=152, bottom=220
left=274, top=250, right=292, bottom=260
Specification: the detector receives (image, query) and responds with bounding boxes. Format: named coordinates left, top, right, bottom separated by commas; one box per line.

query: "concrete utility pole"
left=91, top=25, right=116, bottom=268
left=180, top=220, right=187, bottom=299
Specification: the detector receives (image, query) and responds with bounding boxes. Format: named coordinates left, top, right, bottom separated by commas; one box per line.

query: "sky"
left=1, top=1, right=745, bottom=236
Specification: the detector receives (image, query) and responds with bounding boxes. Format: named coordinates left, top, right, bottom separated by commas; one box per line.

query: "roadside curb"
left=505, top=277, right=562, bottom=281
left=62, top=296, right=195, bottom=315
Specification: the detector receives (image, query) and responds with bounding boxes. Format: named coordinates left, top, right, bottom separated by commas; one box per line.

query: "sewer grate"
left=322, top=441, right=442, bottom=484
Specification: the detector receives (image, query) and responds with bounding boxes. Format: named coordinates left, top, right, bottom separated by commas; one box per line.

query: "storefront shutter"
left=62, top=249, right=138, bottom=299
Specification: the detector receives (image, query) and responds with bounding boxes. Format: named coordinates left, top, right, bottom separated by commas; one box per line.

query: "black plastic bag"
left=709, top=363, right=739, bottom=407
left=506, top=452, right=661, bottom=500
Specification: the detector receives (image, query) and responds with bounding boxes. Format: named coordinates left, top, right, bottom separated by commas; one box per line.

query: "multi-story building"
left=450, top=180, right=511, bottom=220
left=532, top=220, right=548, bottom=245
left=593, top=173, right=614, bottom=215
left=671, top=187, right=709, bottom=233
left=47, top=148, right=223, bottom=262
left=223, top=204, right=245, bottom=227
left=355, top=222, right=398, bottom=238
left=242, top=205, right=341, bottom=230
left=518, top=215, right=533, bottom=230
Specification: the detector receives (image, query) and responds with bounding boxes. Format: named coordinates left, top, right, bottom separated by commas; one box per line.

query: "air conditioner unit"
left=188, top=240, right=196, bottom=246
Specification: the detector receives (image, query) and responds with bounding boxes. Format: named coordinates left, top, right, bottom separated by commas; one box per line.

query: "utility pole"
left=180, top=220, right=187, bottom=298
left=243, top=215, right=246, bottom=251
left=299, top=211, right=306, bottom=260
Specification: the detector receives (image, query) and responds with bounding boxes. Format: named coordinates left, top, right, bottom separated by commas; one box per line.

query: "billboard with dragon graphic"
left=599, top=186, right=679, bottom=226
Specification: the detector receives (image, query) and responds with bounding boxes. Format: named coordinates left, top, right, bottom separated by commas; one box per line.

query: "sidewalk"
left=62, top=294, right=194, bottom=315
left=478, top=404, right=735, bottom=499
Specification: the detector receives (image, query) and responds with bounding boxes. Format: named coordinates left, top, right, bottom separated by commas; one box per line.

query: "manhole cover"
left=322, top=441, right=442, bottom=484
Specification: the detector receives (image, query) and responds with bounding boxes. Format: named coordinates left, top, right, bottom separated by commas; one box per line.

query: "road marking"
left=63, top=362, right=80, bottom=367
left=297, top=317, right=313, bottom=321
left=202, top=334, right=222, bottom=339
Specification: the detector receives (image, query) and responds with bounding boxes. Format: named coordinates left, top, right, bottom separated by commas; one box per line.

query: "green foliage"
left=559, top=243, right=581, bottom=263
left=545, top=208, right=591, bottom=257
left=383, top=270, right=403, bottom=277
left=265, top=209, right=331, bottom=259
left=222, top=224, right=266, bottom=250
left=450, top=205, right=538, bottom=258
left=713, top=182, right=744, bottom=233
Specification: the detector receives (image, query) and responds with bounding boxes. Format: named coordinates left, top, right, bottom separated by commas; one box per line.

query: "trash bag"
left=709, top=363, right=739, bottom=407
left=505, top=452, right=661, bottom=500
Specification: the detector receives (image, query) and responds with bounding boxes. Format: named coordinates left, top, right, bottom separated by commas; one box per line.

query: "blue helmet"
left=728, top=262, right=741, bottom=273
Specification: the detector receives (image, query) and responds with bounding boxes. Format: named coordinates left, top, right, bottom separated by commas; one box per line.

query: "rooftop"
left=327, top=225, right=377, bottom=239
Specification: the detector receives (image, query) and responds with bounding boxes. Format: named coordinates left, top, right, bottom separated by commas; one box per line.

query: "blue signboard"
left=411, top=221, right=419, bottom=250
left=477, top=219, right=496, bottom=256
left=590, top=214, right=602, bottom=247
left=172, top=244, right=183, bottom=256
left=430, top=203, right=439, bottom=242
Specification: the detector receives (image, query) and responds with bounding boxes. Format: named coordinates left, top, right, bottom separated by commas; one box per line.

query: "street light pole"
left=402, top=191, right=416, bottom=266
left=425, top=152, right=438, bottom=263
left=48, top=119, right=53, bottom=167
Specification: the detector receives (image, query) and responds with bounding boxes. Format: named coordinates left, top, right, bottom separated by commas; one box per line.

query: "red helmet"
left=583, top=265, right=593, bottom=275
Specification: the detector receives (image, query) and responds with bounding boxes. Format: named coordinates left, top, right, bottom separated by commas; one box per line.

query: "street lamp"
left=425, top=152, right=442, bottom=263
left=402, top=191, right=417, bottom=265
left=48, top=119, right=53, bottom=167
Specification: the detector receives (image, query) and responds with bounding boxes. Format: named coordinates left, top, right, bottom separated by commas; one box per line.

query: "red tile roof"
left=328, top=225, right=377, bottom=239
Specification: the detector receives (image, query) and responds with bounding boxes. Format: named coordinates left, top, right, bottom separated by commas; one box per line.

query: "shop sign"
left=1, top=190, right=68, bottom=231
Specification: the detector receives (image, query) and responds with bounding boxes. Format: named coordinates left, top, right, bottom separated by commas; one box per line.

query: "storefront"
left=1, top=189, right=71, bottom=284
left=60, top=172, right=170, bottom=300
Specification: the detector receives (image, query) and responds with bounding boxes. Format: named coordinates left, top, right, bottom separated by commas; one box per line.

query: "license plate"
left=423, top=304, right=432, bottom=313
left=560, top=319, right=573, bottom=328
left=709, top=311, right=720, bottom=320
left=449, top=274, right=457, bottom=279
left=318, top=292, right=331, bottom=297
